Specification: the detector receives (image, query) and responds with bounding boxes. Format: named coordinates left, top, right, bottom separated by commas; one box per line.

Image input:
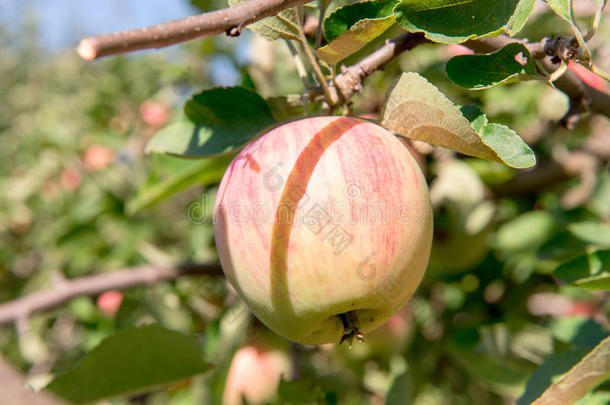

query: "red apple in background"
left=139, top=100, right=170, bottom=128
left=223, top=345, right=291, bottom=405
left=83, top=145, right=113, bottom=170
left=97, top=290, right=123, bottom=316
left=60, top=168, right=82, bottom=192
left=213, top=116, right=433, bottom=344
left=568, top=61, right=608, bottom=91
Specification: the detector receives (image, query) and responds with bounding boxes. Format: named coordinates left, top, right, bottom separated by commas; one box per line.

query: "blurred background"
left=1, top=1, right=609, bottom=404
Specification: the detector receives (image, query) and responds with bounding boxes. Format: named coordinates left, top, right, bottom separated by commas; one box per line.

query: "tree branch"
left=77, top=0, right=310, bottom=59
left=318, top=32, right=429, bottom=105
left=0, top=356, right=68, bottom=405
left=0, top=263, right=223, bottom=326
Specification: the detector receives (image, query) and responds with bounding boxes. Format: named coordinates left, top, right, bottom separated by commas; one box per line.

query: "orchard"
left=0, top=1, right=610, bottom=405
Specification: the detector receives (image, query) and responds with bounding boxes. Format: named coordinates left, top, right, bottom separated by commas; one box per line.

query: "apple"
left=83, top=145, right=113, bottom=170
left=97, top=290, right=123, bottom=316
left=568, top=61, right=608, bottom=92
left=60, top=167, right=82, bottom=192
left=213, top=116, right=433, bottom=344
left=139, top=100, right=170, bottom=128
left=223, top=345, right=291, bottom=405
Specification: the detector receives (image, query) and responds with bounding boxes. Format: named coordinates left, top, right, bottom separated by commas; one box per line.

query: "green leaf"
left=568, top=222, right=610, bottom=248
left=393, top=0, right=528, bottom=44
left=495, top=211, right=555, bottom=252
left=554, top=250, right=610, bottom=290
left=526, top=337, right=610, bottom=405
left=544, top=0, right=571, bottom=20
left=385, top=370, right=413, bottom=405
left=48, top=325, right=210, bottom=404
left=146, top=87, right=275, bottom=158
left=507, top=0, right=536, bottom=35
left=228, top=0, right=300, bottom=40
left=278, top=379, right=326, bottom=404
left=126, top=155, right=233, bottom=214
left=551, top=317, right=610, bottom=349
left=517, top=349, right=591, bottom=405
left=317, top=0, right=396, bottom=64
left=380, top=72, right=535, bottom=168
left=447, top=43, right=538, bottom=89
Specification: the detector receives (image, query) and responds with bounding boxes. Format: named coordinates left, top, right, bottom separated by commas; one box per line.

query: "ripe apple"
left=223, top=345, right=291, bottom=405
left=213, top=116, right=433, bottom=344
left=97, top=290, right=123, bottom=316
left=83, top=145, right=113, bottom=170
left=139, top=100, right=171, bottom=128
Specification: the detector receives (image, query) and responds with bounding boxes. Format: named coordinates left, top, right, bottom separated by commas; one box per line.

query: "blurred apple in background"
left=568, top=61, right=608, bottom=92
left=60, top=167, right=82, bottom=192
left=97, top=290, right=123, bottom=316
left=223, top=344, right=291, bottom=405
left=83, top=145, right=113, bottom=171
left=139, top=100, right=171, bottom=128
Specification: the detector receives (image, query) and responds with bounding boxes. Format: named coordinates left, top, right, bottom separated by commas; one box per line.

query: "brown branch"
left=0, top=263, right=223, bottom=326
left=0, top=356, right=68, bottom=405
left=77, top=0, right=310, bottom=59
left=319, top=32, right=429, bottom=105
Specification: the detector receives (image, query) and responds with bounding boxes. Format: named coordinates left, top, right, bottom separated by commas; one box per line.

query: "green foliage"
left=555, top=250, right=610, bottom=290
left=393, top=0, right=532, bottom=43
left=48, top=325, right=210, bottom=403
left=447, top=43, right=538, bottom=89
left=146, top=87, right=276, bottom=158
left=317, top=0, right=396, bottom=64
left=380, top=72, right=535, bottom=168
left=2, top=1, right=610, bottom=404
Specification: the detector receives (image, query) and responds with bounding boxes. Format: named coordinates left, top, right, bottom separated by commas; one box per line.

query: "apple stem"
left=338, top=312, right=365, bottom=346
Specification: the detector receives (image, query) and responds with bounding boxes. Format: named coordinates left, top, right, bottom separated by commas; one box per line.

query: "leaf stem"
left=315, top=0, right=326, bottom=49
left=296, top=7, right=334, bottom=108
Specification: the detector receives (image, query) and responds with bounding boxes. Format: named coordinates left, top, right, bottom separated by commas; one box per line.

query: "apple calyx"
left=339, top=312, right=365, bottom=346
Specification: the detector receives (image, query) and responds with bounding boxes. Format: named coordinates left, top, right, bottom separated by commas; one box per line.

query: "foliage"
left=1, top=1, right=610, bottom=404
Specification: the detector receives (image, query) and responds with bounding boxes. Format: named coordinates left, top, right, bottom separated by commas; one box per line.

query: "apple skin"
left=223, top=345, right=291, bottom=405
left=213, top=116, right=433, bottom=344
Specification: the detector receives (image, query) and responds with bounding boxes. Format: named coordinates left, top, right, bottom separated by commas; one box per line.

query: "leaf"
left=393, top=0, right=529, bottom=44
left=385, top=370, right=413, bottom=405
left=554, top=250, right=610, bottom=290
left=446, top=43, right=538, bottom=89
left=146, top=87, right=275, bottom=158
left=228, top=0, right=300, bottom=40
left=544, top=0, right=571, bottom=20
left=507, top=0, right=536, bottom=35
left=126, top=155, right=233, bottom=214
left=568, top=222, right=610, bottom=248
left=317, top=0, right=397, bottom=64
left=495, top=211, right=555, bottom=252
left=551, top=317, right=610, bottom=349
left=48, top=325, right=210, bottom=404
left=516, top=349, right=591, bottom=405
left=380, top=72, right=535, bottom=168
left=529, top=337, right=610, bottom=405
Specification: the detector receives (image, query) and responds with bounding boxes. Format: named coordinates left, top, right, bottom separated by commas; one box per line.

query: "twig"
left=0, top=263, right=223, bottom=326
left=295, top=8, right=334, bottom=107
left=77, top=0, right=310, bottom=59
left=319, top=32, right=429, bottom=105
left=0, top=356, right=68, bottom=405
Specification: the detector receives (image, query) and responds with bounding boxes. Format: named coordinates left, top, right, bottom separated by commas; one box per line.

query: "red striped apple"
left=213, top=116, right=433, bottom=344
left=223, top=345, right=291, bottom=405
